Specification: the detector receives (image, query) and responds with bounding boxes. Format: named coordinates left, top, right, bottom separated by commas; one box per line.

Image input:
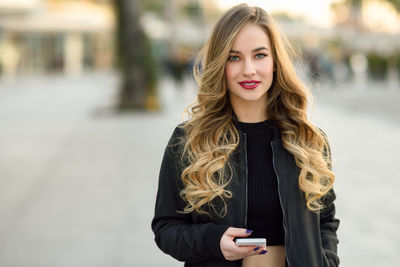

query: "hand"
left=220, top=227, right=267, bottom=261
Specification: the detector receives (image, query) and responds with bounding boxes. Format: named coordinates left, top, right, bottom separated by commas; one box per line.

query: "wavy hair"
left=180, top=4, right=335, bottom=217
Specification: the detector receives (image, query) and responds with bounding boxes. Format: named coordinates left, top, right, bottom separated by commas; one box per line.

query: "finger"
left=243, top=246, right=267, bottom=257
left=226, top=227, right=253, bottom=238
left=257, top=248, right=268, bottom=255
left=231, top=245, right=259, bottom=258
left=223, top=243, right=254, bottom=261
left=247, top=246, right=261, bottom=254
left=228, top=245, right=263, bottom=261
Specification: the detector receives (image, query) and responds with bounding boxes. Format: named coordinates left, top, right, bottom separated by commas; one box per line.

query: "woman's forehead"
left=231, top=23, right=271, bottom=51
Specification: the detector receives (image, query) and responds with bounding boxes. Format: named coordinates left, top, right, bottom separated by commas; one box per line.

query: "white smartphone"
left=235, top=238, right=267, bottom=247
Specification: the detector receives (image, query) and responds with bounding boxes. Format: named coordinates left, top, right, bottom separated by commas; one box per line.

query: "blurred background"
left=0, top=0, right=399, bottom=266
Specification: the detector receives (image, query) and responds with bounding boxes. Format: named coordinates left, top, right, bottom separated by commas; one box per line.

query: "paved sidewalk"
left=0, top=72, right=399, bottom=266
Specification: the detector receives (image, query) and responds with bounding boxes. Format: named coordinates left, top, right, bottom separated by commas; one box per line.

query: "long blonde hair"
left=180, top=4, right=335, bottom=217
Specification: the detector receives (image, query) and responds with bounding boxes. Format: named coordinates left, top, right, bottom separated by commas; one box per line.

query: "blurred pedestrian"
left=152, top=4, right=339, bottom=267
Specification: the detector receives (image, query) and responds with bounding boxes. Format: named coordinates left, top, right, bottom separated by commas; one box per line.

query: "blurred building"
left=330, top=0, right=400, bottom=53
left=140, top=0, right=219, bottom=59
left=138, top=0, right=222, bottom=81
left=332, top=0, right=400, bottom=34
left=0, top=0, right=114, bottom=80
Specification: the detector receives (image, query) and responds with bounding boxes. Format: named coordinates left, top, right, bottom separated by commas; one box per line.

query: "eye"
left=228, top=55, right=240, bottom=62
left=255, top=53, right=267, bottom=59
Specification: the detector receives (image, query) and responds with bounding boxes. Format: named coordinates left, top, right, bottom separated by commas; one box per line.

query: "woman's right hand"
left=220, top=227, right=267, bottom=261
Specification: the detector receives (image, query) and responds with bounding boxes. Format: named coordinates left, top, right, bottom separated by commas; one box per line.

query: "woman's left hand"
left=220, top=227, right=267, bottom=261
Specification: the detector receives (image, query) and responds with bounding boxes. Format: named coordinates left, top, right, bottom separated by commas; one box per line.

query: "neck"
left=230, top=97, right=268, bottom=123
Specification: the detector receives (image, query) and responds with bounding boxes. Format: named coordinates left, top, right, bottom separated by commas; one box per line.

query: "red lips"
left=238, top=80, right=260, bottom=90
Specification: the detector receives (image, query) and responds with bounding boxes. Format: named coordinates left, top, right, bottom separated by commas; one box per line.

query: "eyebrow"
left=229, top=47, right=269, bottom=54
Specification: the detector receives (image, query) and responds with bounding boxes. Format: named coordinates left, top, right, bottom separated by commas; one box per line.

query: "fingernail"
left=253, top=247, right=260, bottom=251
left=260, top=250, right=268, bottom=255
left=245, top=229, right=253, bottom=234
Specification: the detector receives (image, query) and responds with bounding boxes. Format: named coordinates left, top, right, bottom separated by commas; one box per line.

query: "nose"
left=243, top=58, right=256, bottom=77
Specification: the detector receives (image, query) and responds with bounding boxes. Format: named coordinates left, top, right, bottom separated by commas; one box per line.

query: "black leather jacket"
left=152, top=121, right=340, bottom=267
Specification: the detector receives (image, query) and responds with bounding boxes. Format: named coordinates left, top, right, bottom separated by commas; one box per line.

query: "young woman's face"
left=225, top=23, right=274, bottom=110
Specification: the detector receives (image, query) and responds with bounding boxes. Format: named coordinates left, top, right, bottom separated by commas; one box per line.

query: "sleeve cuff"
left=203, top=224, right=230, bottom=260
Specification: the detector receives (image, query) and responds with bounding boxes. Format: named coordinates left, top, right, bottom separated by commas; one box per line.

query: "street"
left=0, top=72, right=399, bottom=266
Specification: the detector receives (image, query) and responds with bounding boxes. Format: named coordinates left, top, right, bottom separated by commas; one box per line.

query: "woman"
left=152, top=4, right=339, bottom=267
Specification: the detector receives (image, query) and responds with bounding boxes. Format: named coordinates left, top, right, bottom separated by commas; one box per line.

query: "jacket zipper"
left=243, top=133, right=248, bottom=228
left=271, top=142, right=291, bottom=267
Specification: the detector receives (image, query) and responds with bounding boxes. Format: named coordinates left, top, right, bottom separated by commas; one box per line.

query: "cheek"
left=225, top=64, right=233, bottom=81
left=258, top=60, right=274, bottom=76
left=225, top=63, right=241, bottom=81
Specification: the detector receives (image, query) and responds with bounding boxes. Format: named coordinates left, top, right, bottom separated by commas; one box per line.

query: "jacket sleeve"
left=151, top=126, right=230, bottom=263
left=319, top=129, right=340, bottom=267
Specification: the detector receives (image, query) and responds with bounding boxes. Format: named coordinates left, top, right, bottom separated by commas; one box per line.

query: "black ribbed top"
left=239, top=120, right=284, bottom=246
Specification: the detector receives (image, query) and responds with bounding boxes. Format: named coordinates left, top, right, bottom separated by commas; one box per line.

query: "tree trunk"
left=115, top=0, right=158, bottom=110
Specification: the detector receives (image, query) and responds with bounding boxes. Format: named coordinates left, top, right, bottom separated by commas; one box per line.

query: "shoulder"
left=171, top=122, right=186, bottom=137
left=314, top=125, right=328, bottom=138
left=313, top=125, right=331, bottom=146
left=165, top=122, right=188, bottom=156
left=168, top=122, right=187, bottom=145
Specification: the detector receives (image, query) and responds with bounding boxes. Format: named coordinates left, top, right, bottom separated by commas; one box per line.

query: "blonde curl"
left=179, top=4, right=335, bottom=217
